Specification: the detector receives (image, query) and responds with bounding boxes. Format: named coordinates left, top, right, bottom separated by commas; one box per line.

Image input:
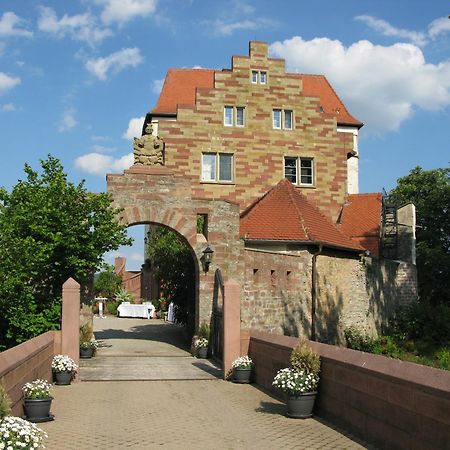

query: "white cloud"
left=151, top=78, right=164, bottom=94
left=428, top=17, right=450, bottom=39
left=0, top=11, right=33, bottom=38
left=355, top=15, right=427, bottom=46
left=206, top=17, right=276, bottom=37
left=59, top=107, right=77, bottom=132
left=270, top=36, right=450, bottom=134
left=38, top=6, right=112, bottom=45
left=85, top=47, right=143, bottom=80
left=90, top=144, right=116, bottom=153
left=96, top=0, right=158, bottom=25
left=122, top=116, right=145, bottom=140
left=130, top=252, right=143, bottom=262
left=0, top=72, right=20, bottom=95
left=1, top=103, right=16, bottom=111
left=75, top=152, right=134, bottom=175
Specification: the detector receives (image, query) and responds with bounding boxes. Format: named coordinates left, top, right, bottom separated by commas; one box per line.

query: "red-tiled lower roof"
left=240, top=179, right=363, bottom=252
left=338, top=193, right=382, bottom=256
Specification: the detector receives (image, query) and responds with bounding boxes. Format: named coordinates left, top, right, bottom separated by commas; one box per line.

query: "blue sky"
left=1, top=0, right=449, bottom=270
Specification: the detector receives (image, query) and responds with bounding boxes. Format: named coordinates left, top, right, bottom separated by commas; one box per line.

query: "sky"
left=0, top=0, right=449, bottom=270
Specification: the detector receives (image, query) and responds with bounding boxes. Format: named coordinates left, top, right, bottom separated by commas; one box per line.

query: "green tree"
left=94, top=264, right=123, bottom=300
left=0, top=156, right=132, bottom=349
left=146, top=226, right=196, bottom=330
left=388, top=166, right=450, bottom=305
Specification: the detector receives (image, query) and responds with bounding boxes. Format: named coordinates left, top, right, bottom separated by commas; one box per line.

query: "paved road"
left=38, top=317, right=372, bottom=449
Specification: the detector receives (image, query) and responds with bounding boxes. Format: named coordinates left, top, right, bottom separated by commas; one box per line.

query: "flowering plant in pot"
left=272, top=340, right=320, bottom=418
left=22, top=379, right=53, bottom=422
left=0, top=416, right=48, bottom=448
left=231, top=356, right=254, bottom=383
left=52, top=354, right=78, bottom=385
left=194, top=337, right=209, bottom=358
left=80, top=340, right=98, bottom=358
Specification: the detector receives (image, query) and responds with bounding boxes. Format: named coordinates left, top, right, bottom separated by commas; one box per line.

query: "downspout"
left=311, top=244, right=323, bottom=341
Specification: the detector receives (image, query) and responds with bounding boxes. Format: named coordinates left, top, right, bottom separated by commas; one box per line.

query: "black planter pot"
left=23, top=397, right=53, bottom=422
left=54, top=371, right=73, bottom=385
left=233, top=368, right=252, bottom=383
left=197, top=347, right=208, bottom=358
left=80, top=347, right=94, bottom=358
left=286, top=392, right=317, bottom=418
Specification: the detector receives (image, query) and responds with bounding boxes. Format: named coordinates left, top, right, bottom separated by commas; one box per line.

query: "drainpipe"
left=311, top=244, right=323, bottom=341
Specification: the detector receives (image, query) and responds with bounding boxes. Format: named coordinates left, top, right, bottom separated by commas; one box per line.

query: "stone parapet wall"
left=0, top=331, right=59, bottom=415
left=248, top=330, right=450, bottom=450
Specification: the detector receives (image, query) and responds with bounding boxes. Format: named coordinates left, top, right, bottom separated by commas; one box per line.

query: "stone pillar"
left=223, top=279, right=241, bottom=379
left=61, top=278, right=80, bottom=379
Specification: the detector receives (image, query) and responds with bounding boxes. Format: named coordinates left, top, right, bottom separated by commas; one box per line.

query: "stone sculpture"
left=133, top=123, right=165, bottom=166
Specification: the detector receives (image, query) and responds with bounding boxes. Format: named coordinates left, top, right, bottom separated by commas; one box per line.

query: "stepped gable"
left=151, top=68, right=361, bottom=126
left=338, top=193, right=382, bottom=256
left=240, top=179, right=363, bottom=252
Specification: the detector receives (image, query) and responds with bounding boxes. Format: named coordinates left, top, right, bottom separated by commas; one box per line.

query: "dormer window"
left=250, top=70, right=267, bottom=85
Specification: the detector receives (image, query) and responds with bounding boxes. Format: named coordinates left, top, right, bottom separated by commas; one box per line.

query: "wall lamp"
left=202, top=245, right=214, bottom=273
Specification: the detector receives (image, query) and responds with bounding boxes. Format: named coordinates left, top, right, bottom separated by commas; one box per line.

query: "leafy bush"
left=435, top=349, right=450, bottom=370
left=198, top=321, right=210, bottom=340
left=372, top=336, right=403, bottom=358
left=344, top=326, right=376, bottom=353
left=94, top=264, right=123, bottom=300
left=0, top=384, right=11, bottom=419
left=80, top=322, right=93, bottom=344
left=106, top=300, right=120, bottom=315
left=115, top=289, right=134, bottom=303
left=290, top=339, right=321, bottom=378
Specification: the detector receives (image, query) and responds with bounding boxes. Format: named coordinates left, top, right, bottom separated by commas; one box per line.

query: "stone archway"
left=107, top=165, right=244, bottom=331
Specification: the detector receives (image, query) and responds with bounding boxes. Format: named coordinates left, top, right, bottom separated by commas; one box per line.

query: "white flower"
left=52, top=354, right=78, bottom=373
left=231, top=356, right=254, bottom=369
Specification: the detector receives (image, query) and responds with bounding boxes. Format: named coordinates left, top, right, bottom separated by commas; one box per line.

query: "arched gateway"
left=106, top=164, right=243, bottom=374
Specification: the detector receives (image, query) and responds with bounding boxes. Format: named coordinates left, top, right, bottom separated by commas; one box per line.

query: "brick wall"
left=242, top=248, right=417, bottom=344
left=247, top=330, right=450, bottom=450
left=0, top=331, right=59, bottom=415
left=157, top=42, right=353, bottom=221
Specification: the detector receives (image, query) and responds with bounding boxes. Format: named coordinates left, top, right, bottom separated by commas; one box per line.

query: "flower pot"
left=80, top=347, right=94, bottom=358
left=197, top=347, right=208, bottom=358
left=23, top=397, right=53, bottom=421
left=233, top=367, right=252, bottom=383
left=286, top=392, right=317, bottom=418
left=54, top=371, right=73, bottom=385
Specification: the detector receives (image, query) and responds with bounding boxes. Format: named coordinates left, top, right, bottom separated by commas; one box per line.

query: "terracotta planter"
left=286, top=392, right=317, bottom=418
left=23, top=397, right=53, bottom=422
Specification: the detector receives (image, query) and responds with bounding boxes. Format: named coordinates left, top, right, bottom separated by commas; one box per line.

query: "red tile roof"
left=299, top=74, right=362, bottom=127
left=240, top=179, right=363, bottom=252
left=338, top=193, right=382, bottom=256
left=151, top=69, right=362, bottom=127
left=152, top=69, right=215, bottom=114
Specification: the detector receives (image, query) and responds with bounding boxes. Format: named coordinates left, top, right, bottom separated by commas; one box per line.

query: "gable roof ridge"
left=284, top=180, right=310, bottom=239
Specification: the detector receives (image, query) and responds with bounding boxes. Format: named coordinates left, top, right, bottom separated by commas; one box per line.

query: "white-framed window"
left=273, top=109, right=282, bottom=129
left=273, top=109, right=294, bottom=130
left=202, top=152, right=234, bottom=183
left=250, top=70, right=268, bottom=84
left=260, top=71, right=267, bottom=84
left=284, top=156, right=314, bottom=186
left=224, top=106, right=233, bottom=126
left=223, top=106, right=245, bottom=127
